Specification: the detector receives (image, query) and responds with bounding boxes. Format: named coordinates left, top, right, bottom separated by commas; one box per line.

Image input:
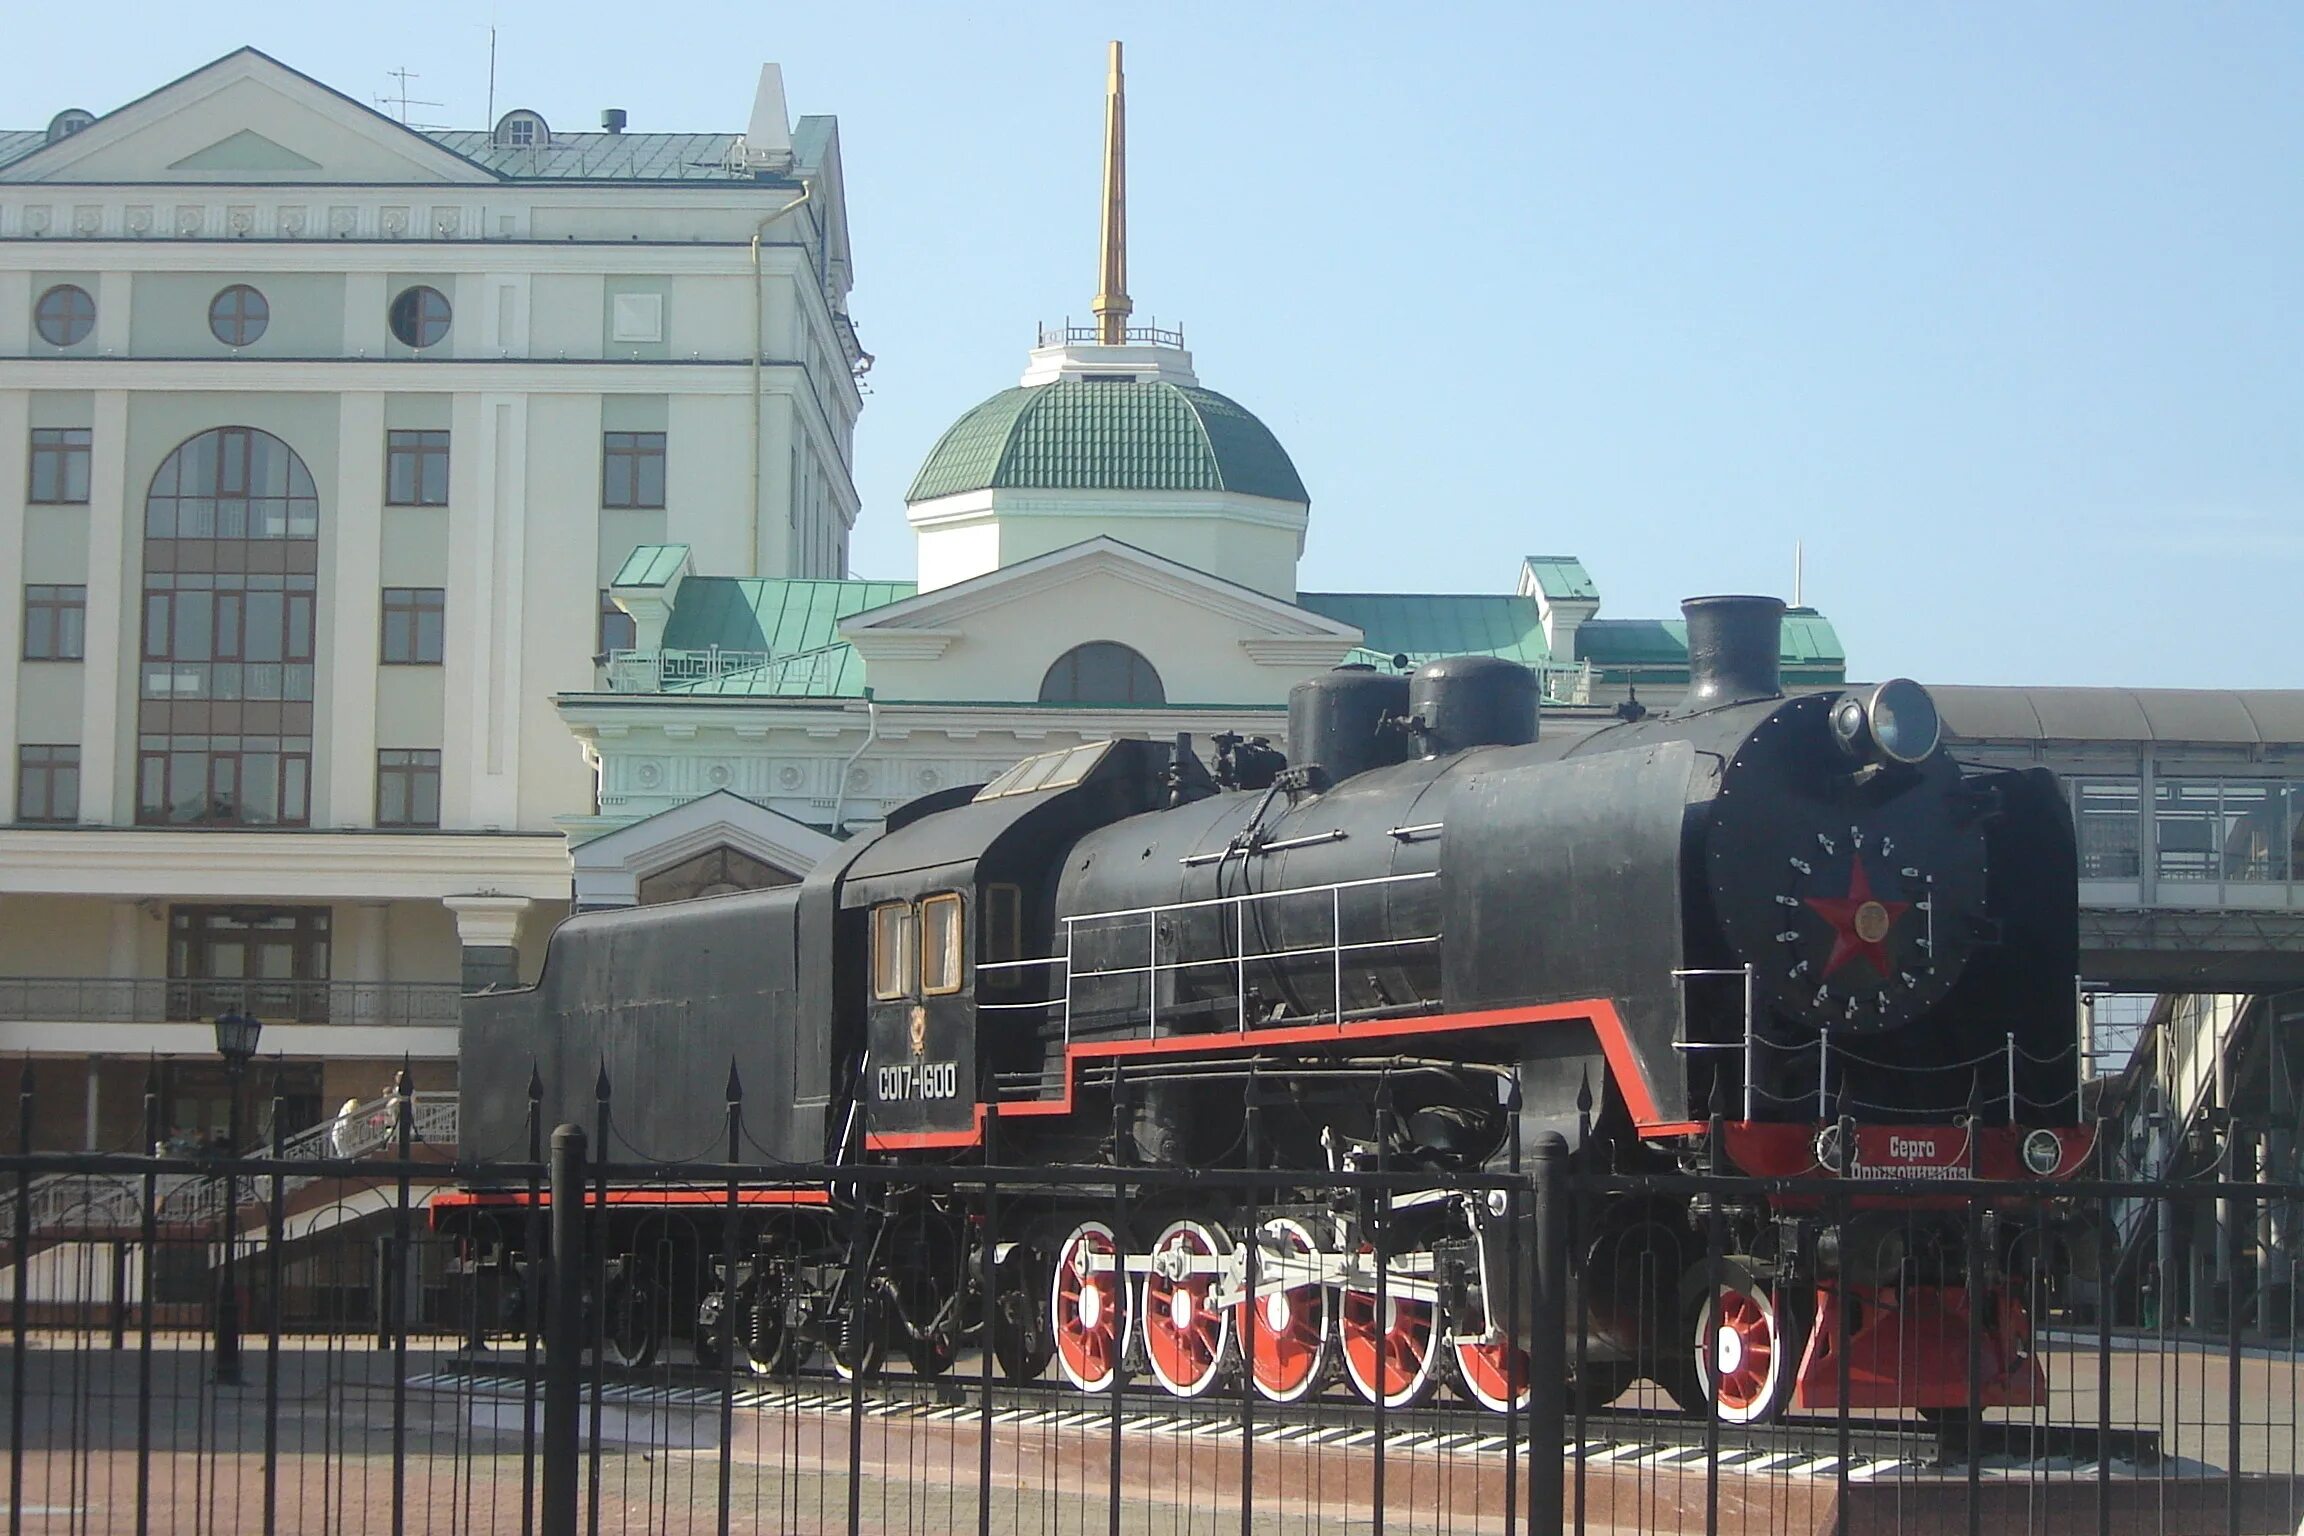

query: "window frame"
left=28, top=427, right=92, bottom=505
left=34, top=284, right=95, bottom=347
left=1037, top=641, right=1166, bottom=706
left=379, top=587, right=446, bottom=666
left=23, top=584, right=87, bottom=661
left=375, top=748, right=443, bottom=829
left=602, top=431, right=668, bottom=510
left=387, top=286, right=453, bottom=349
left=134, top=739, right=313, bottom=828
left=919, top=891, right=965, bottom=997
left=384, top=429, right=451, bottom=507
left=15, top=744, right=80, bottom=825
left=208, top=284, right=270, bottom=347
left=598, top=590, right=637, bottom=656
left=871, top=902, right=914, bottom=1002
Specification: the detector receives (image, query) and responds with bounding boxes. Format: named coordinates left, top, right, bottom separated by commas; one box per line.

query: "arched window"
left=1038, top=642, right=1165, bottom=706
left=137, top=428, right=321, bottom=827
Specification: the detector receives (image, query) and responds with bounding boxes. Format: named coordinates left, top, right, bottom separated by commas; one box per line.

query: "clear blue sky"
left=18, top=4, right=2302, bottom=686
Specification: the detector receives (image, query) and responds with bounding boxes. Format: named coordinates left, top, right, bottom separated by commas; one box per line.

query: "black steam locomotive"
left=446, top=595, right=2087, bottom=1423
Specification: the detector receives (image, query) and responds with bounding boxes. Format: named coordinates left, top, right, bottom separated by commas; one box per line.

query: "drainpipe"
left=749, top=183, right=814, bottom=575
left=829, top=688, right=879, bottom=838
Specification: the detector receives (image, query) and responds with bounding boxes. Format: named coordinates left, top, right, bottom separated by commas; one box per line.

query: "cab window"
left=871, top=903, right=913, bottom=1000
left=983, top=884, right=1022, bottom=990
left=920, top=892, right=964, bottom=996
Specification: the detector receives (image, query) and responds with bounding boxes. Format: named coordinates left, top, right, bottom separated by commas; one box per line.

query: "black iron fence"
left=4, top=1075, right=2301, bottom=1536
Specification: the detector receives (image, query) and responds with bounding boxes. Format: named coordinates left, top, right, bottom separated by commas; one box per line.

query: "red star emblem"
left=1802, top=852, right=1910, bottom=980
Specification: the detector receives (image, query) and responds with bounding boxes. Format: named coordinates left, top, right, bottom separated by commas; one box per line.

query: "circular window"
left=208, top=284, right=269, bottom=346
left=388, top=286, right=452, bottom=349
left=34, top=284, right=95, bottom=347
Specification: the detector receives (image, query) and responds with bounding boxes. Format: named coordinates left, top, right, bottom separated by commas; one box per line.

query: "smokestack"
left=1679, top=595, right=1786, bottom=712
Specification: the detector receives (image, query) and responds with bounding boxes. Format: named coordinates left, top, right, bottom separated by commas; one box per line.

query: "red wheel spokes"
left=1714, top=1290, right=1775, bottom=1410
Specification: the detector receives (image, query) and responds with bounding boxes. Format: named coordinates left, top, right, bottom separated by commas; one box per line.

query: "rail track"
left=415, top=1356, right=2161, bottom=1480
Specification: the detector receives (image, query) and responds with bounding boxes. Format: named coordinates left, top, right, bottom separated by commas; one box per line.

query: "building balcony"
left=0, top=978, right=462, bottom=1030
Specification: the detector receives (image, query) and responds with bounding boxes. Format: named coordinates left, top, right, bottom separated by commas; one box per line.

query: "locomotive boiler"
left=448, top=594, right=2088, bottom=1423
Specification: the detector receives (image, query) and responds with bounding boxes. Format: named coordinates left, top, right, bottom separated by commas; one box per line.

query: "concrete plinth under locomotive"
left=450, top=596, right=2086, bottom=1421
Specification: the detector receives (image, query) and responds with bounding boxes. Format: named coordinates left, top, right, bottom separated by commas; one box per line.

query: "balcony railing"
left=0, top=978, right=463, bottom=1028
left=603, top=644, right=846, bottom=696
left=1036, top=321, right=1186, bottom=349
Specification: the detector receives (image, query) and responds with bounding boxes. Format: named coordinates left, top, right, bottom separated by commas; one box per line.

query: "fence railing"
left=0, top=976, right=462, bottom=1026
left=4, top=1081, right=2301, bottom=1536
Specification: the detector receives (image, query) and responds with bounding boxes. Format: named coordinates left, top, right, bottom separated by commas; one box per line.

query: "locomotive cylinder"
left=1679, top=594, right=1786, bottom=712
left=1407, top=654, right=1539, bottom=757
left=1287, top=665, right=1411, bottom=784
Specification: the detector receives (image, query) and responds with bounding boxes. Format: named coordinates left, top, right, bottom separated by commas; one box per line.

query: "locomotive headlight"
left=1829, top=679, right=1943, bottom=767
left=1866, top=679, right=1942, bottom=765
left=2022, top=1128, right=2064, bottom=1176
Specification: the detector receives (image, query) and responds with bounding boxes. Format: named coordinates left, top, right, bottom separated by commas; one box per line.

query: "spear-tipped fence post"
left=542, top=1125, right=587, bottom=1536
left=10, top=1058, right=32, bottom=1536
left=717, top=1060, right=742, bottom=1536
left=1529, top=1131, right=1569, bottom=1536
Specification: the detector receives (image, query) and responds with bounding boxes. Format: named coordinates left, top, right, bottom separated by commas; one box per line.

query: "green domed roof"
left=906, top=380, right=1309, bottom=504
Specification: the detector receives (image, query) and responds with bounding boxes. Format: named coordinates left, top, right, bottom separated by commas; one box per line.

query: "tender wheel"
left=1451, top=1329, right=1529, bottom=1415
left=1236, top=1217, right=1331, bottom=1404
left=991, top=1251, right=1055, bottom=1384
left=603, top=1275, right=659, bottom=1370
left=1051, top=1221, right=1128, bottom=1393
left=1340, top=1251, right=1443, bottom=1409
left=829, top=1287, right=889, bottom=1383
left=1142, top=1220, right=1232, bottom=1398
left=1694, top=1264, right=1805, bottom=1425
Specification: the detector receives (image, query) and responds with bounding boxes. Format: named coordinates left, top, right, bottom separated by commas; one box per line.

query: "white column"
left=444, top=894, right=530, bottom=992
left=106, top=900, right=141, bottom=979
left=326, top=392, right=386, bottom=826
left=347, top=901, right=388, bottom=1024
left=441, top=393, right=526, bottom=828
left=77, top=391, right=131, bottom=824
left=0, top=389, right=27, bottom=818
left=84, top=1058, right=100, bottom=1151
left=94, top=271, right=131, bottom=356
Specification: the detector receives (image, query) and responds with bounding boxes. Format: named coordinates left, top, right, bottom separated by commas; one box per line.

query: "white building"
left=0, top=49, right=862, bottom=1148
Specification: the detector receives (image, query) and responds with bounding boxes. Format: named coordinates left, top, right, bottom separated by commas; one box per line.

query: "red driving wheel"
left=1235, top=1217, right=1330, bottom=1404
left=1452, top=1331, right=1530, bottom=1414
left=1695, top=1264, right=1802, bottom=1425
left=1339, top=1249, right=1442, bottom=1409
left=1051, top=1221, right=1127, bottom=1393
left=1142, top=1220, right=1231, bottom=1398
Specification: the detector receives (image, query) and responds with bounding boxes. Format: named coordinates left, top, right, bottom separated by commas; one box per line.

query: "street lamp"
left=211, top=1010, right=262, bottom=1385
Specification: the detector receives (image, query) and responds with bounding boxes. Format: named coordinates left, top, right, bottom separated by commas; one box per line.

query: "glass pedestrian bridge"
left=1932, top=686, right=2304, bottom=992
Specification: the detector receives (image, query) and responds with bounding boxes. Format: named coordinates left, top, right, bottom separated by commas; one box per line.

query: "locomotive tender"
left=450, top=594, right=2087, bottom=1423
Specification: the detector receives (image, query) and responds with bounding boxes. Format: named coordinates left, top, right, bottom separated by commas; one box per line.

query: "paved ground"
left=4, top=1330, right=2302, bottom=1535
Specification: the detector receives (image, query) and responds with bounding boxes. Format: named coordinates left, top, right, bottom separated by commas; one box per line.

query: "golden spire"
left=1092, top=40, right=1132, bottom=346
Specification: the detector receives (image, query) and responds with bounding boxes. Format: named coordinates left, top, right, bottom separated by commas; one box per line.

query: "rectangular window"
left=23, top=584, right=87, bottom=661
left=380, top=587, right=446, bottom=665
left=920, top=892, right=964, bottom=996
left=2073, top=778, right=2141, bottom=880
left=384, top=430, right=450, bottom=507
left=135, top=736, right=312, bottom=827
left=376, top=749, right=443, bottom=828
left=598, top=590, right=637, bottom=657
left=602, top=431, right=667, bottom=510
left=871, top=902, right=913, bottom=1001
left=140, top=574, right=317, bottom=701
left=28, top=428, right=92, bottom=505
left=15, top=745, right=80, bottom=824
left=166, top=905, right=331, bottom=1024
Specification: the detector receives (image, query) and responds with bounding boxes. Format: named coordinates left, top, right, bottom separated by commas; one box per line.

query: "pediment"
left=571, top=790, right=841, bottom=907
left=169, top=129, right=321, bottom=173
left=1, top=49, right=493, bottom=185
left=842, top=537, right=1360, bottom=645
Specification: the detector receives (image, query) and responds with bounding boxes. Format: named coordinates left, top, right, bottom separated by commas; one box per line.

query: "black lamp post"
left=211, top=1010, right=262, bottom=1385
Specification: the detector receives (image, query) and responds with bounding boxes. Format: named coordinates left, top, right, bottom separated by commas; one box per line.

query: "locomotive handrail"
left=1056, top=868, right=1437, bottom=927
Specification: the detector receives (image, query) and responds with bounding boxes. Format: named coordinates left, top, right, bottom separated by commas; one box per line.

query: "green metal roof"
left=1574, top=608, right=1846, bottom=680
left=611, top=544, right=690, bottom=588
left=907, top=381, right=1309, bottom=504
left=1520, top=556, right=1598, bottom=603
left=1298, top=593, right=1552, bottom=665
left=426, top=130, right=759, bottom=182
left=644, top=576, right=916, bottom=697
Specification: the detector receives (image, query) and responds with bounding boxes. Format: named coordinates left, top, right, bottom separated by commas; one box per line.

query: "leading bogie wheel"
left=1236, top=1217, right=1331, bottom=1404
left=1693, top=1262, right=1806, bottom=1426
left=603, top=1275, right=659, bottom=1370
left=1051, top=1220, right=1128, bottom=1393
left=1339, top=1250, right=1443, bottom=1410
left=1141, top=1219, right=1233, bottom=1398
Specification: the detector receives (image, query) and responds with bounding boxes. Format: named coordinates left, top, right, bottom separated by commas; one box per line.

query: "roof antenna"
left=1793, top=538, right=1804, bottom=608
left=485, top=27, right=497, bottom=127
left=1092, top=42, right=1132, bottom=345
